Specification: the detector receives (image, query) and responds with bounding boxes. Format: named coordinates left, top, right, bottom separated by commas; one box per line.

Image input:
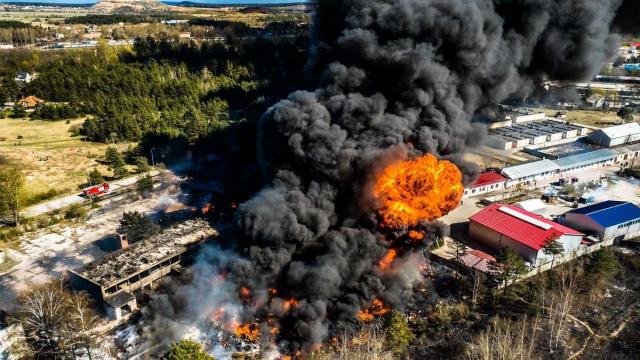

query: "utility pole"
left=150, top=147, right=155, bottom=168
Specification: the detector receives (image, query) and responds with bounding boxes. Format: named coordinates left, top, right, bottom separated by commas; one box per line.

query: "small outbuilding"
left=514, top=198, right=547, bottom=215
left=469, top=204, right=584, bottom=266
left=463, top=171, right=507, bottom=198
left=562, top=201, right=640, bottom=241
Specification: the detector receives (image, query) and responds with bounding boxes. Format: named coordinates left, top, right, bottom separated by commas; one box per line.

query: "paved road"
left=22, top=170, right=160, bottom=218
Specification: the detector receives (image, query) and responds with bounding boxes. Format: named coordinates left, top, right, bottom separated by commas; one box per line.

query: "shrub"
left=64, top=204, right=87, bottom=220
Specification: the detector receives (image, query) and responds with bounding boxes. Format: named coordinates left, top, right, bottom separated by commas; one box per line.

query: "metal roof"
left=470, top=204, right=583, bottom=251
left=596, top=123, right=640, bottom=139
left=471, top=172, right=507, bottom=188
left=566, top=201, right=640, bottom=228
left=514, top=199, right=547, bottom=213
left=489, top=119, right=585, bottom=142
left=552, top=149, right=618, bottom=170
left=502, top=159, right=559, bottom=179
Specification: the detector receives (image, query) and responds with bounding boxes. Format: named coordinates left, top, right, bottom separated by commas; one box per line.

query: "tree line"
left=65, top=14, right=188, bottom=25
left=15, top=35, right=307, bottom=144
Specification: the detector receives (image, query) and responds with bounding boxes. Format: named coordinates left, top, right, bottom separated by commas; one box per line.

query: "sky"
left=0, top=0, right=308, bottom=3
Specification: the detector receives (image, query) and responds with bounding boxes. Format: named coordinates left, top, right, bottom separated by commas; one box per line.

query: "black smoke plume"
left=148, top=0, right=638, bottom=354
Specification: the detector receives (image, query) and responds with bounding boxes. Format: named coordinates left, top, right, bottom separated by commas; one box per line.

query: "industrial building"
left=554, top=149, right=618, bottom=174
left=501, top=159, right=560, bottom=186
left=501, top=148, right=624, bottom=186
left=69, top=219, right=217, bottom=320
left=487, top=119, right=590, bottom=150
left=612, top=142, right=640, bottom=167
left=587, top=123, right=640, bottom=147
left=561, top=201, right=640, bottom=241
left=469, top=204, right=584, bottom=266
left=463, top=171, right=507, bottom=198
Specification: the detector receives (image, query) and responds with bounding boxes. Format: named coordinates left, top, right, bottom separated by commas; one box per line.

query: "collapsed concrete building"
left=69, top=219, right=218, bottom=320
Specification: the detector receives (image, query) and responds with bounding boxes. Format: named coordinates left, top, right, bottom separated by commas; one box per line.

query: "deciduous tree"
left=385, top=310, right=415, bottom=357
left=15, top=282, right=102, bottom=358
left=163, top=340, right=214, bottom=360
left=0, top=165, right=25, bottom=226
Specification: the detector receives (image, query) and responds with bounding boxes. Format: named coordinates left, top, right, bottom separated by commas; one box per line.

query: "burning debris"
left=142, top=0, right=640, bottom=355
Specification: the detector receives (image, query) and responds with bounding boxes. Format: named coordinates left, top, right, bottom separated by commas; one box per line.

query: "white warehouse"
left=587, top=123, right=640, bottom=147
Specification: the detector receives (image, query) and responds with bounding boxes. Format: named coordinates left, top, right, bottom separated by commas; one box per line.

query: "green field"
left=0, top=117, right=130, bottom=201
left=0, top=9, right=91, bottom=23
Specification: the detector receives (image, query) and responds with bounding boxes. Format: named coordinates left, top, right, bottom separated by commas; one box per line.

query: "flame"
left=232, top=322, right=261, bottom=342
left=240, top=286, right=251, bottom=299
left=282, top=298, right=298, bottom=312
left=379, top=249, right=397, bottom=270
left=373, top=154, right=463, bottom=228
left=408, top=230, right=424, bottom=241
left=269, top=288, right=278, bottom=296
left=357, top=299, right=390, bottom=322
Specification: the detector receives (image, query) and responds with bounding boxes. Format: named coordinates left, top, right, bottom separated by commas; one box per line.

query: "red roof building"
left=463, top=171, right=507, bottom=198
left=469, top=204, right=583, bottom=266
left=457, top=249, right=497, bottom=274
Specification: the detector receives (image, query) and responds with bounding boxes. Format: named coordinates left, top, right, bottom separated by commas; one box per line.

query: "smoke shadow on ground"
left=0, top=273, right=20, bottom=311
left=94, top=235, right=120, bottom=253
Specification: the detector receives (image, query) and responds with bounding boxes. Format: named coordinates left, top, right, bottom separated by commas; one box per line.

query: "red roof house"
left=469, top=203, right=583, bottom=266
left=464, top=171, right=507, bottom=197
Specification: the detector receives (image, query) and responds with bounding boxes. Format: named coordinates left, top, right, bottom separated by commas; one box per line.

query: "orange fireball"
left=373, top=154, right=463, bottom=229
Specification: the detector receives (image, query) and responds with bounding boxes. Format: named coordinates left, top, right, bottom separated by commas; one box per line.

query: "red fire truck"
left=83, top=183, right=110, bottom=198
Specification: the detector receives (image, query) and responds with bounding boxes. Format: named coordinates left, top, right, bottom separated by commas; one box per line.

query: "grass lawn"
left=186, top=8, right=308, bottom=28
left=0, top=9, right=91, bottom=23
left=0, top=117, right=131, bottom=202
left=533, top=108, right=640, bottom=128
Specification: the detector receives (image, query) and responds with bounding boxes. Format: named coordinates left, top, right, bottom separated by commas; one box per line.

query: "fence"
left=523, top=238, right=616, bottom=279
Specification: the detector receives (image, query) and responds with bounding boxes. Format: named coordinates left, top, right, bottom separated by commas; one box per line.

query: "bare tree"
left=546, top=264, right=581, bottom=354
left=14, top=281, right=103, bottom=358
left=67, top=292, right=101, bottom=359
left=470, top=269, right=486, bottom=310
left=16, top=282, right=71, bottom=355
left=310, top=325, right=394, bottom=360
left=465, top=316, right=540, bottom=360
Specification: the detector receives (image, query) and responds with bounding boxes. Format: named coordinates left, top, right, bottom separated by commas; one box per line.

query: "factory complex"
left=469, top=122, right=640, bottom=191
left=451, top=113, right=640, bottom=278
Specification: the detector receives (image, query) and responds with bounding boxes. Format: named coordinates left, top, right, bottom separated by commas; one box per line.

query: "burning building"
left=69, top=219, right=218, bottom=320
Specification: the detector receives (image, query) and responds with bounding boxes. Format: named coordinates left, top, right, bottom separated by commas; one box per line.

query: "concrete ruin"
left=69, top=219, right=218, bottom=320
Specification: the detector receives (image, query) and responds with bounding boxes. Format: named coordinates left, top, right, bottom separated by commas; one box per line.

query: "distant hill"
left=92, top=0, right=163, bottom=11
left=161, top=0, right=307, bottom=7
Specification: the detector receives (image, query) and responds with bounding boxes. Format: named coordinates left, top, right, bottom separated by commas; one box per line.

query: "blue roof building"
left=563, top=201, right=640, bottom=241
